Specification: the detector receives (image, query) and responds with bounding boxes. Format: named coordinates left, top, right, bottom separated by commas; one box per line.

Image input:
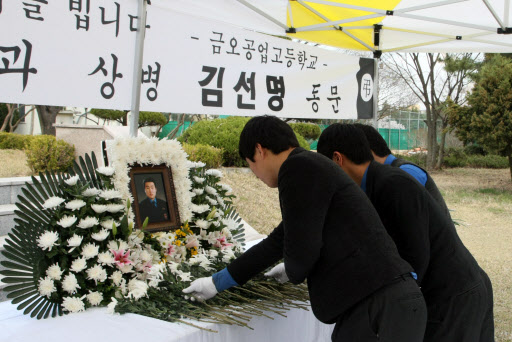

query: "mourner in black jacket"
left=184, top=116, right=427, bottom=342
left=317, top=123, right=494, bottom=342
left=138, top=177, right=169, bottom=223
left=355, top=123, right=451, bottom=220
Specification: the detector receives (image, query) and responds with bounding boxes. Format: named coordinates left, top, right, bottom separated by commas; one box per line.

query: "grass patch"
left=0, top=149, right=32, bottom=177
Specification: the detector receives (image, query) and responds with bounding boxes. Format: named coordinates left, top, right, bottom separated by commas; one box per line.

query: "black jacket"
left=391, top=157, right=451, bottom=220
left=228, top=148, right=412, bottom=323
left=365, top=161, right=482, bottom=301
left=138, top=197, right=169, bottom=223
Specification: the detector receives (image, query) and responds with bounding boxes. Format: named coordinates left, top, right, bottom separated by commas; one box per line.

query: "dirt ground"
left=222, top=167, right=512, bottom=341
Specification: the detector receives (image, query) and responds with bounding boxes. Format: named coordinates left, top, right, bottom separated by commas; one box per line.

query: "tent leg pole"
left=129, top=0, right=148, bottom=138
left=372, top=57, right=379, bottom=129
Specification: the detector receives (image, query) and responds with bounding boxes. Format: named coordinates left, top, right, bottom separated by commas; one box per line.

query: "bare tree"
left=35, top=105, right=64, bottom=136
left=382, top=53, right=480, bottom=169
left=0, top=104, right=35, bottom=132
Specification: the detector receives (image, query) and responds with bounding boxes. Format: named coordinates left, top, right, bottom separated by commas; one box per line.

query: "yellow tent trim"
left=287, top=0, right=402, bottom=51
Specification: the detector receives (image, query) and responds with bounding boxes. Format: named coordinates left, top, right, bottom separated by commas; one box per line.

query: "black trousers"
left=332, top=275, right=427, bottom=342
left=424, top=270, right=495, bottom=342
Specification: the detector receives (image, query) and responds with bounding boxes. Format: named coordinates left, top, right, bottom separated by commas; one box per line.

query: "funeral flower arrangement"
left=0, top=137, right=308, bottom=330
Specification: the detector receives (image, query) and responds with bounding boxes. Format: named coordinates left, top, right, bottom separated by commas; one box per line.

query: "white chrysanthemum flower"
left=86, top=265, right=107, bottom=284
left=222, top=249, right=236, bottom=263
left=81, top=243, right=99, bottom=259
left=66, top=234, right=83, bottom=253
left=46, top=263, right=63, bottom=280
left=217, top=197, right=225, bottom=207
left=205, top=186, right=217, bottom=195
left=110, top=271, right=123, bottom=286
left=177, top=271, right=192, bottom=282
left=42, top=196, right=65, bottom=209
left=77, top=216, right=99, bottom=229
left=106, top=204, right=124, bottom=213
left=209, top=250, right=219, bottom=258
left=99, top=189, right=122, bottom=200
left=195, top=219, right=210, bottom=230
left=37, top=231, right=59, bottom=251
left=191, top=204, right=210, bottom=214
left=62, top=274, right=80, bottom=294
left=127, top=279, right=148, bottom=300
left=65, top=199, right=86, bottom=211
left=62, top=296, right=85, bottom=313
left=107, top=240, right=129, bottom=251
left=87, top=291, right=104, bottom=306
left=38, top=276, right=56, bottom=298
left=82, top=187, right=100, bottom=197
left=193, top=176, right=205, bottom=184
left=118, top=264, right=134, bottom=274
left=106, top=298, right=118, bottom=315
left=96, top=166, right=115, bottom=176
left=219, top=183, right=233, bottom=193
left=206, top=196, right=218, bottom=206
left=91, top=204, right=108, bottom=214
left=91, top=229, right=110, bottom=242
left=192, top=188, right=204, bottom=195
left=97, top=251, right=115, bottom=265
left=101, top=219, right=120, bottom=230
left=186, top=161, right=205, bottom=168
left=69, top=259, right=86, bottom=275
left=205, top=169, right=223, bottom=177
left=58, top=215, right=77, bottom=228
left=64, top=175, right=80, bottom=186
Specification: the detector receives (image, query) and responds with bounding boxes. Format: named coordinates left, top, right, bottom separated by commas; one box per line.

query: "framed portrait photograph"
left=129, top=164, right=181, bottom=232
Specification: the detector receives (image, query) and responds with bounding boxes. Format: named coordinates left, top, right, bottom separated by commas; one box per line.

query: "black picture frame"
left=129, top=164, right=181, bottom=232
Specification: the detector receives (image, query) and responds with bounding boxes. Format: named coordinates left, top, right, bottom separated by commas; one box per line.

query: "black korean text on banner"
left=23, top=0, right=48, bottom=21
left=0, top=3, right=372, bottom=119
left=0, top=40, right=37, bottom=91
left=142, top=62, right=161, bottom=102
left=89, top=54, right=124, bottom=99
left=267, top=76, right=285, bottom=112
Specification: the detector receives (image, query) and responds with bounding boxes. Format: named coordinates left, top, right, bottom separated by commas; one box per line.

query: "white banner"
left=0, top=1, right=375, bottom=119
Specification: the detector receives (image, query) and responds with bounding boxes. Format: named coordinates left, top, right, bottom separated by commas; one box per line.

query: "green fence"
left=378, top=128, right=410, bottom=151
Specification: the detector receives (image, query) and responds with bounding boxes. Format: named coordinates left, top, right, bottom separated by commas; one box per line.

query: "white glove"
left=182, top=277, right=218, bottom=301
left=264, top=263, right=289, bottom=283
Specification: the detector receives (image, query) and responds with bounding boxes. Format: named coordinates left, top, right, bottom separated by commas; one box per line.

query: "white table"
left=0, top=300, right=334, bottom=342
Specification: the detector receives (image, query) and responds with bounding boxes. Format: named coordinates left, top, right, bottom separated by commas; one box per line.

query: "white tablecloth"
left=0, top=301, right=334, bottom=342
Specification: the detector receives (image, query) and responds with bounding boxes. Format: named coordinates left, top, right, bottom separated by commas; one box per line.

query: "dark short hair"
left=143, top=177, right=156, bottom=187
left=317, top=123, right=373, bottom=165
left=239, top=115, right=299, bottom=162
left=354, top=123, right=391, bottom=157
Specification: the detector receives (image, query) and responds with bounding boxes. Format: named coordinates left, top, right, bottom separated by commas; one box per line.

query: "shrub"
left=396, top=153, right=427, bottom=168
left=289, top=122, right=321, bottom=140
left=90, top=108, right=126, bottom=122
left=179, top=117, right=249, bottom=167
left=25, top=135, right=75, bottom=173
left=179, top=117, right=310, bottom=167
left=463, top=144, right=486, bottom=156
left=183, top=143, right=223, bottom=169
left=0, top=132, right=32, bottom=150
left=466, top=155, right=508, bottom=169
left=138, top=111, right=168, bottom=128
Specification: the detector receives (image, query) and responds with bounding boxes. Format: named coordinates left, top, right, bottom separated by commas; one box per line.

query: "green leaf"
left=3, top=282, right=34, bottom=292
left=7, top=286, right=38, bottom=299
left=1, top=261, right=33, bottom=272
left=13, top=292, right=39, bottom=305
left=36, top=300, right=52, bottom=319
left=30, top=297, right=47, bottom=318
left=142, top=216, right=149, bottom=230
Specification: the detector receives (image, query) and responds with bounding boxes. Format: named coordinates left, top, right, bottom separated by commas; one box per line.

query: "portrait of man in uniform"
left=137, top=176, right=170, bottom=223
left=129, top=164, right=181, bottom=232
